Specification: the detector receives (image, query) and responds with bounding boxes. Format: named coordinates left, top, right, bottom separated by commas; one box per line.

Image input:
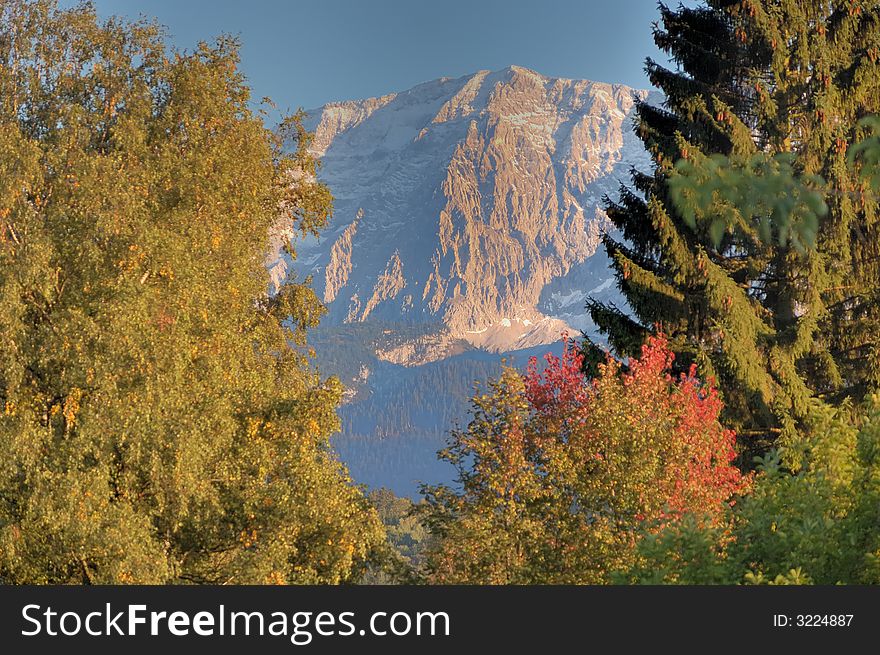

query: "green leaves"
left=668, top=151, right=827, bottom=252
left=597, top=0, right=880, bottom=462
left=668, top=118, right=880, bottom=253
left=626, top=399, right=880, bottom=585
left=0, top=0, right=382, bottom=585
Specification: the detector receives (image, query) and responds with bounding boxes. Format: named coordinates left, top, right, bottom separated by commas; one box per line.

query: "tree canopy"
left=0, top=0, right=382, bottom=584
left=588, top=0, right=880, bottom=463
left=421, top=337, right=748, bottom=584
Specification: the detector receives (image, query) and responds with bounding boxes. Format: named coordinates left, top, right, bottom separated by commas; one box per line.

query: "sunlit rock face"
left=272, top=67, right=654, bottom=495
left=283, top=66, right=651, bottom=357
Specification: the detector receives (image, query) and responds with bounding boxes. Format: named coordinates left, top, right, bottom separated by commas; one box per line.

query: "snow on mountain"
left=274, top=67, right=654, bottom=495
left=278, top=66, right=651, bottom=356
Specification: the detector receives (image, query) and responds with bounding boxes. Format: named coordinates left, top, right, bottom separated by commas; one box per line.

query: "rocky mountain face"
left=273, top=67, right=653, bottom=495
left=276, top=66, right=651, bottom=356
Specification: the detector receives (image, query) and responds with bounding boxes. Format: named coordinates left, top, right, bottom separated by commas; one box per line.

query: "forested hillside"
left=306, top=324, right=565, bottom=495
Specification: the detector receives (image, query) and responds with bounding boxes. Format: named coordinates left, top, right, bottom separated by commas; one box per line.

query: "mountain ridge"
left=271, top=66, right=651, bottom=357
left=271, top=66, right=655, bottom=495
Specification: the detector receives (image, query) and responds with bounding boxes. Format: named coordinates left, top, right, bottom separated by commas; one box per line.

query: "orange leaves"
left=154, top=306, right=176, bottom=330
left=522, top=334, right=748, bottom=529
left=239, top=528, right=258, bottom=549
left=426, top=335, right=749, bottom=582
left=305, top=418, right=321, bottom=436
left=245, top=416, right=263, bottom=440
left=61, top=388, right=83, bottom=429
left=265, top=570, right=286, bottom=585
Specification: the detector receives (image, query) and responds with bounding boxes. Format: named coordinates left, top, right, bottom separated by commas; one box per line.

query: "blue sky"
left=83, top=0, right=670, bottom=113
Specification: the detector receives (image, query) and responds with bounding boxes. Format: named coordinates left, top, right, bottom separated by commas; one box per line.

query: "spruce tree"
left=589, top=0, right=880, bottom=459
left=0, top=0, right=382, bottom=584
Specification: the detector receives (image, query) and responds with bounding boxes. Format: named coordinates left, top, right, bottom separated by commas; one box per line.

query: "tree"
left=421, top=336, right=749, bottom=584
left=588, top=0, right=880, bottom=462
left=621, top=395, right=880, bottom=585
left=0, top=0, right=382, bottom=584
left=360, top=489, right=434, bottom=584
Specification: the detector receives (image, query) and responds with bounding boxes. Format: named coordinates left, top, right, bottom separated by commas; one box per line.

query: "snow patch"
left=589, top=278, right=614, bottom=295
left=551, top=289, right=586, bottom=308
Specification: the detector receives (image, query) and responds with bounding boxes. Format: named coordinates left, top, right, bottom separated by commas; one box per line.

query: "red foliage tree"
left=424, top=334, right=750, bottom=583
left=525, top=334, right=748, bottom=527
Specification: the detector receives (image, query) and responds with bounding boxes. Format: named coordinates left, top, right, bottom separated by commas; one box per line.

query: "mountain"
left=273, top=67, right=652, bottom=495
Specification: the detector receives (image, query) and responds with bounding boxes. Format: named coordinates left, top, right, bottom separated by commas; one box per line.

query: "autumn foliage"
left=0, top=1, right=382, bottom=584
left=528, top=334, right=747, bottom=523
left=422, top=335, right=749, bottom=584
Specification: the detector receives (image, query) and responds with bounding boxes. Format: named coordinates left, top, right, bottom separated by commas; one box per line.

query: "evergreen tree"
left=589, top=1, right=880, bottom=460
left=0, top=0, right=382, bottom=584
